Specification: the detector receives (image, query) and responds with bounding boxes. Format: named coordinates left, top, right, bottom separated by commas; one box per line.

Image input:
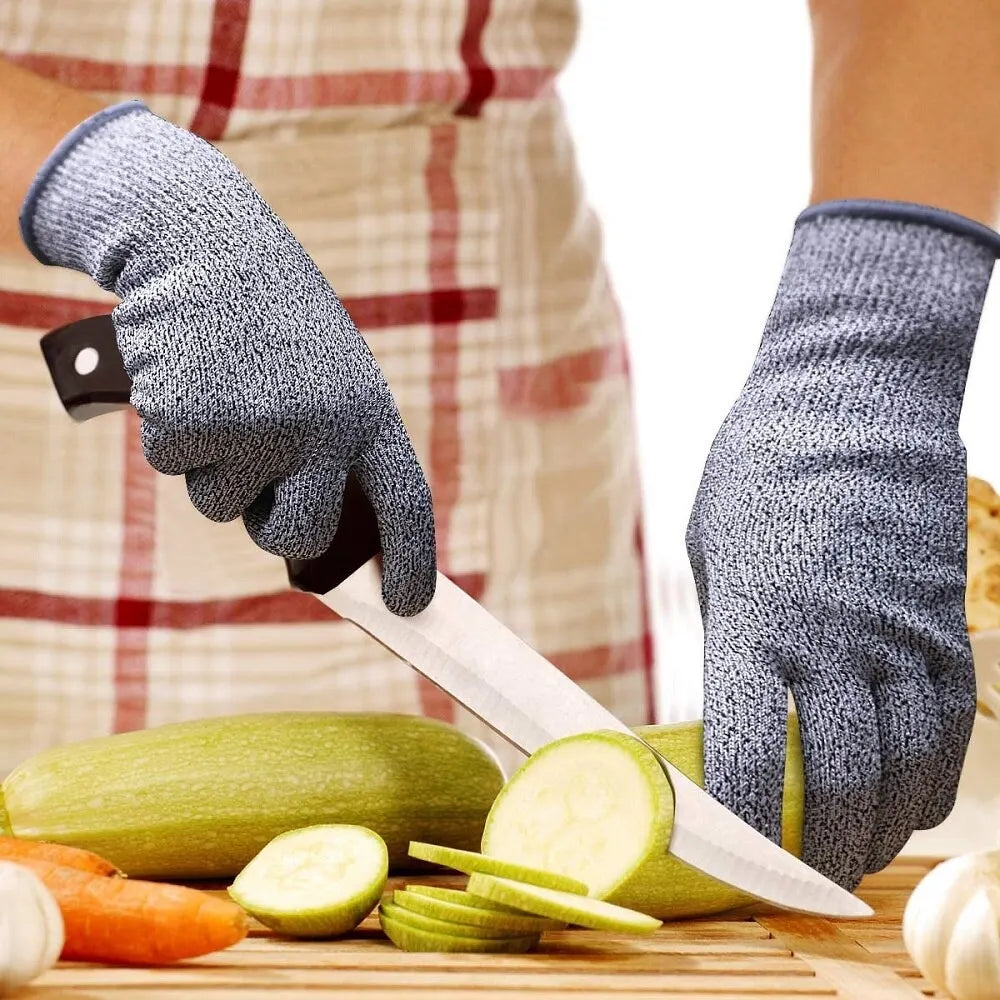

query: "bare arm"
left=0, top=60, right=102, bottom=258
left=809, top=0, right=1000, bottom=227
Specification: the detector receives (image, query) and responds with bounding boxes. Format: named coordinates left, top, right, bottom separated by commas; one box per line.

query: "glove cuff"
left=752, top=201, right=998, bottom=425
left=797, top=199, right=1000, bottom=258
left=17, top=101, right=256, bottom=298
left=19, top=100, right=149, bottom=266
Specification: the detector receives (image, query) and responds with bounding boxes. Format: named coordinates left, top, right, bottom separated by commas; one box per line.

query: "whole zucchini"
left=0, top=712, right=504, bottom=879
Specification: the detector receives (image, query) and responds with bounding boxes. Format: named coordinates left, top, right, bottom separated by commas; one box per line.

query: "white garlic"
left=903, top=851, right=1000, bottom=1000
left=0, top=862, right=63, bottom=996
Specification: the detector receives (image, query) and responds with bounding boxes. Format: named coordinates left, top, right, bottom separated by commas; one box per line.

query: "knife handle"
left=40, top=314, right=382, bottom=594
left=39, top=314, right=133, bottom=421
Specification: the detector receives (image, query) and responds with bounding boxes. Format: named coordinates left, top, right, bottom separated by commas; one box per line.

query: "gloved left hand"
left=686, top=200, right=1000, bottom=887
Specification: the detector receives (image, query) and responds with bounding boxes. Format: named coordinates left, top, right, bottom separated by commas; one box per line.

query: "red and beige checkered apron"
left=0, top=0, right=653, bottom=775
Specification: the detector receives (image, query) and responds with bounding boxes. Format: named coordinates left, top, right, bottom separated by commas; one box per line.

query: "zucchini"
left=407, top=841, right=588, bottom=894
left=401, top=884, right=524, bottom=913
left=482, top=730, right=671, bottom=899
left=403, top=884, right=568, bottom=931
left=380, top=898, right=534, bottom=941
left=378, top=906, right=538, bottom=953
left=0, top=713, right=504, bottom=879
left=481, top=719, right=804, bottom=920
left=466, top=873, right=661, bottom=934
left=392, top=889, right=559, bottom=933
left=228, top=825, right=388, bottom=937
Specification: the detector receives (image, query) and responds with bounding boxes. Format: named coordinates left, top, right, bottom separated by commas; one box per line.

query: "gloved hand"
left=686, top=201, right=1000, bottom=888
left=19, top=102, right=435, bottom=616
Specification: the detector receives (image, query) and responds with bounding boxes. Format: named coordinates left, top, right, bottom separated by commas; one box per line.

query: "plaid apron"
left=0, top=0, right=653, bottom=775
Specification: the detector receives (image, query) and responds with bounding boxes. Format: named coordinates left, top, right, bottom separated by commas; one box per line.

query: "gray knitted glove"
left=20, top=101, right=435, bottom=616
left=686, top=201, right=1000, bottom=889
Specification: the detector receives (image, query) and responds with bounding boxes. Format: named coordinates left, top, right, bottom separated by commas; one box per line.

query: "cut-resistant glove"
left=686, top=200, right=1000, bottom=888
left=20, top=101, right=435, bottom=616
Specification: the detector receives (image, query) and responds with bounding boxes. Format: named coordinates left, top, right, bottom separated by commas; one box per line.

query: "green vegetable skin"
left=379, top=908, right=537, bottom=954
left=408, top=840, right=588, bottom=894
left=0, top=713, right=504, bottom=879
left=394, top=888, right=559, bottom=933
left=466, top=873, right=661, bottom=934
left=402, top=884, right=528, bottom=914
left=482, top=719, right=804, bottom=920
left=380, top=898, right=535, bottom=940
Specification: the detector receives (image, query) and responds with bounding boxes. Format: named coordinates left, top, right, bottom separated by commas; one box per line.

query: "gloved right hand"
left=19, top=102, right=435, bottom=616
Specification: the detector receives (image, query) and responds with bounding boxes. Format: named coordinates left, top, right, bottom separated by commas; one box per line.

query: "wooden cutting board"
left=25, top=856, right=944, bottom=1000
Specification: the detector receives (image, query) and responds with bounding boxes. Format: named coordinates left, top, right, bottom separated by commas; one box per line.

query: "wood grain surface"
left=25, top=857, right=944, bottom=1000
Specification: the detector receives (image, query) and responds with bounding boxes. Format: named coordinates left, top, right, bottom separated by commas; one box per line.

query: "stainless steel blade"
left=323, top=560, right=872, bottom=919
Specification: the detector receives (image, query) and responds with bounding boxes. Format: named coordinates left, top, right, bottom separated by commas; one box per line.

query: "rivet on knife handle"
left=39, top=314, right=382, bottom=593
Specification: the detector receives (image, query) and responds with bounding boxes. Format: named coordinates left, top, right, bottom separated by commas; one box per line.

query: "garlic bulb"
left=0, top=862, right=63, bottom=996
left=903, top=851, right=1000, bottom=1000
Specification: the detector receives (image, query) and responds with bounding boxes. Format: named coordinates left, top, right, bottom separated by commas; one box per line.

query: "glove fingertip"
left=140, top=423, right=186, bottom=477
left=381, top=560, right=436, bottom=617
left=185, top=467, right=241, bottom=524
left=379, top=506, right=437, bottom=616
left=921, top=766, right=966, bottom=831
left=356, top=422, right=437, bottom=617
left=244, top=513, right=336, bottom=561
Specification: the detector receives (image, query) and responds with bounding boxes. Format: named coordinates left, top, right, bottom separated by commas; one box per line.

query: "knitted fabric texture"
left=687, top=205, right=998, bottom=888
left=21, top=102, right=435, bottom=616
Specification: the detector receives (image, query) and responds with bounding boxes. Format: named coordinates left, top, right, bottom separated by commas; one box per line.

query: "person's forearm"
left=809, top=0, right=1000, bottom=227
left=0, top=60, right=102, bottom=258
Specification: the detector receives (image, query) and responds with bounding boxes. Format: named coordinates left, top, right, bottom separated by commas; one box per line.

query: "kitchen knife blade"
left=40, top=314, right=873, bottom=919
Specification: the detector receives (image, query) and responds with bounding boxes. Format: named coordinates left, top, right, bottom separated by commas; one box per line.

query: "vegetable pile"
left=0, top=711, right=814, bottom=983
left=0, top=710, right=505, bottom=988
left=377, top=841, right=660, bottom=952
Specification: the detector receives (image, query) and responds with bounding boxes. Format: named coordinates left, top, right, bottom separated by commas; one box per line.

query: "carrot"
left=10, top=856, right=248, bottom=964
left=0, top=835, right=120, bottom=876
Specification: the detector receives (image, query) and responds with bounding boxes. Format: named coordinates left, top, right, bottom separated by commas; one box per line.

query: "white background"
left=559, top=1, right=1000, bottom=723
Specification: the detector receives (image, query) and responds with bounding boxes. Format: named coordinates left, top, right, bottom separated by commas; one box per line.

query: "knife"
left=39, top=314, right=872, bottom=919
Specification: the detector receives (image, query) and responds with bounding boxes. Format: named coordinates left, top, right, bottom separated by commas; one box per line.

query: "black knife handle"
left=40, top=314, right=133, bottom=421
left=39, top=314, right=382, bottom=594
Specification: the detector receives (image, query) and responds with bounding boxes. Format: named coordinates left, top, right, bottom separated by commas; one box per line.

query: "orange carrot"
left=10, top=856, right=248, bottom=964
left=0, top=836, right=120, bottom=876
